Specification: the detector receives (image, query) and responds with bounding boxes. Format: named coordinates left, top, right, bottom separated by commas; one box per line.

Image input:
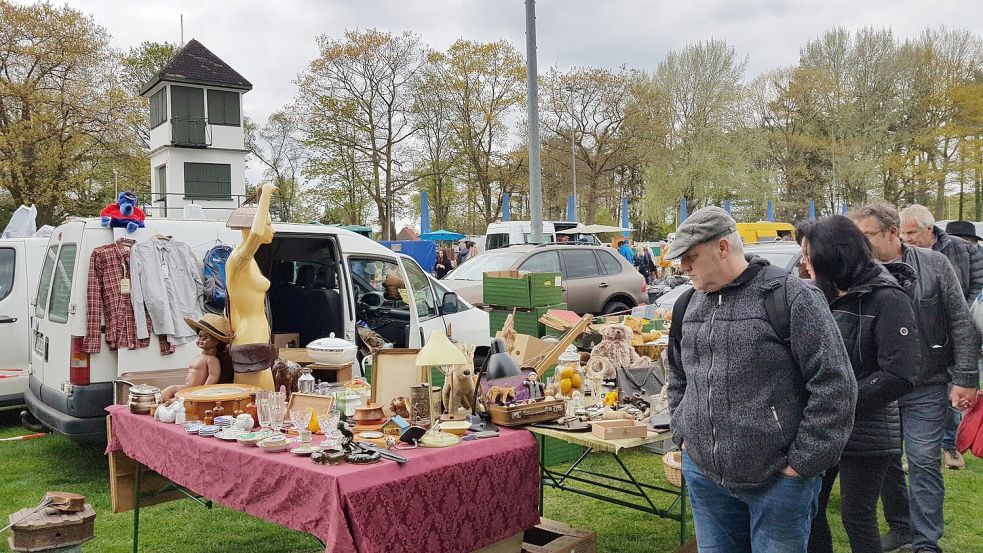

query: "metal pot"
left=128, top=384, right=162, bottom=415
left=306, top=333, right=358, bottom=366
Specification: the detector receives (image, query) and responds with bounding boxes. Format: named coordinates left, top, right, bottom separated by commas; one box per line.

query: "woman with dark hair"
left=802, top=216, right=921, bottom=553
left=434, top=249, right=451, bottom=279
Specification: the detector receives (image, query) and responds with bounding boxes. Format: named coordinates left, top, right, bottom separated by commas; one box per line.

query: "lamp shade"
left=415, top=330, right=469, bottom=366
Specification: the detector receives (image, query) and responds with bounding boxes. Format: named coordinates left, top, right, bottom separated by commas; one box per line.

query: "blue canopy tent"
left=419, top=229, right=465, bottom=242
left=378, top=240, right=438, bottom=273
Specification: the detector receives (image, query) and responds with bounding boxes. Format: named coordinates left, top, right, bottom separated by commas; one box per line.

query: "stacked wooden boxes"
left=483, top=271, right=565, bottom=339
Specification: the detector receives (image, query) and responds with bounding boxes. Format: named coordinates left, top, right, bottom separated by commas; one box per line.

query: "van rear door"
left=29, top=243, right=60, bottom=386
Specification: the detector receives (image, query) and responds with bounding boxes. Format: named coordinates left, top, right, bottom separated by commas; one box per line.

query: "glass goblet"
left=269, top=392, right=286, bottom=435
left=316, top=409, right=341, bottom=448
left=290, top=409, right=313, bottom=443
left=256, top=392, right=272, bottom=431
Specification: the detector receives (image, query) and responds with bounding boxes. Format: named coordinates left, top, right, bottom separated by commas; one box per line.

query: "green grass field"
left=1, top=410, right=981, bottom=552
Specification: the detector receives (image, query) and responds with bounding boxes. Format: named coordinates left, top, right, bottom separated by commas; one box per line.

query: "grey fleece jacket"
left=902, top=244, right=981, bottom=388
left=667, top=257, right=857, bottom=489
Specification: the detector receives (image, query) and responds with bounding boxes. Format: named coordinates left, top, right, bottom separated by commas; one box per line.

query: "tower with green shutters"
left=140, top=39, right=251, bottom=219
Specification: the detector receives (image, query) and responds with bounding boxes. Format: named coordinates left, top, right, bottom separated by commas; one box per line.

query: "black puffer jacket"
left=828, top=264, right=921, bottom=456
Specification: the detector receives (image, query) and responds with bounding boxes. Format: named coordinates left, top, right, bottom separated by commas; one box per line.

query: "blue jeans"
left=941, top=383, right=962, bottom=451
left=682, top=451, right=821, bottom=553
left=880, top=384, right=948, bottom=552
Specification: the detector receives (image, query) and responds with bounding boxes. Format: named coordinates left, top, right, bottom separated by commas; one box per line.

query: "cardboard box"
left=495, top=333, right=552, bottom=366
left=277, top=347, right=313, bottom=365
left=273, top=332, right=301, bottom=349
left=591, top=419, right=648, bottom=440
left=522, top=518, right=596, bottom=553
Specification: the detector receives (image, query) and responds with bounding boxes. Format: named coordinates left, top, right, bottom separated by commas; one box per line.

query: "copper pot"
left=128, top=384, right=162, bottom=415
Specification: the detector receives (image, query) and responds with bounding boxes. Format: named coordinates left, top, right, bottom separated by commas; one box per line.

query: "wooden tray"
left=489, top=399, right=565, bottom=427
left=175, top=383, right=262, bottom=422
left=591, top=419, right=648, bottom=440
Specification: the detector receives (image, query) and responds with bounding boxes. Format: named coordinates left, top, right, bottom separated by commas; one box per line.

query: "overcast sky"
left=50, top=0, right=983, bottom=186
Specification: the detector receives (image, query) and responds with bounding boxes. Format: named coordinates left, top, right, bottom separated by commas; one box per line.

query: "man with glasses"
left=851, top=203, right=980, bottom=553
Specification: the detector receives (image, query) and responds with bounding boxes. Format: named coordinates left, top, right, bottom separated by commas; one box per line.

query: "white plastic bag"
left=2, top=205, right=37, bottom=238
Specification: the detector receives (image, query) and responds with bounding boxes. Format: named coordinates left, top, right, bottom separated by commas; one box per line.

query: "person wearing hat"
left=161, top=313, right=233, bottom=403
left=665, top=206, right=857, bottom=553
left=946, top=219, right=983, bottom=247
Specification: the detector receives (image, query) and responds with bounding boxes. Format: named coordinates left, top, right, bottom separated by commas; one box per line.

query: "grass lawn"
left=2, top=410, right=981, bottom=552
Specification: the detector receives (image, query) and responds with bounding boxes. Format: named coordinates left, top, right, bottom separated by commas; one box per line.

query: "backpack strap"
left=667, top=286, right=698, bottom=372
left=759, top=265, right=791, bottom=343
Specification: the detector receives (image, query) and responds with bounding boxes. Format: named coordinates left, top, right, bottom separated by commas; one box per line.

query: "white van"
left=0, top=237, right=47, bottom=410
left=484, top=221, right=598, bottom=250
left=26, top=219, right=489, bottom=442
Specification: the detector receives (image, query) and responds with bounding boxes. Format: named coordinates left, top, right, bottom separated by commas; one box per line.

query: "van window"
left=47, top=244, right=77, bottom=323
left=34, top=246, right=58, bottom=318
left=596, top=250, right=623, bottom=275
left=519, top=251, right=561, bottom=274
left=486, top=233, right=509, bottom=250
left=349, top=257, right=410, bottom=348
left=0, top=248, right=14, bottom=301
left=560, top=249, right=601, bottom=279
left=523, top=233, right=555, bottom=245
left=401, top=256, right=439, bottom=321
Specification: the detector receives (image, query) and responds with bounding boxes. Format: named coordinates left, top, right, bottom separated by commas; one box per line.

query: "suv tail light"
left=70, top=335, right=90, bottom=385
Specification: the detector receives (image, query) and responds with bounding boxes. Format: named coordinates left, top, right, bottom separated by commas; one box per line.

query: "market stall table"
left=528, top=425, right=687, bottom=545
left=106, top=405, right=541, bottom=553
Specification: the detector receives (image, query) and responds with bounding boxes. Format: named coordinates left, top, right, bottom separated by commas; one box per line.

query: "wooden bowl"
left=353, top=403, right=385, bottom=422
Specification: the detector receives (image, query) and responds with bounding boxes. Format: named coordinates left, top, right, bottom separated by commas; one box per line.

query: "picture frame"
left=370, top=349, right=426, bottom=413
left=285, top=393, right=335, bottom=416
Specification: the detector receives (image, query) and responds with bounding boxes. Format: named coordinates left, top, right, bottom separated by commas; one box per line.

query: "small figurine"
left=585, top=357, right=609, bottom=407
left=161, top=314, right=233, bottom=403
left=486, top=386, right=516, bottom=406
left=523, top=372, right=545, bottom=400
left=389, top=396, right=411, bottom=419
left=100, top=191, right=146, bottom=233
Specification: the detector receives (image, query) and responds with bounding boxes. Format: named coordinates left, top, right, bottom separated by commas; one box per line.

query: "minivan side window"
left=0, top=248, right=14, bottom=301
left=401, top=256, right=439, bottom=321
left=518, top=251, right=561, bottom=274
left=596, top=250, right=623, bottom=276
left=486, top=233, right=509, bottom=250
left=47, top=244, right=78, bottom=323
left=560, top=250, right=601, bottom=279
left=34, top=246, right=58, bottom=318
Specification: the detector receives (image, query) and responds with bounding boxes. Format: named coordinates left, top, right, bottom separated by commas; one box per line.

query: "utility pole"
left=525, top=0, right=543, bottom=244
left=565, top=86, right=578, bottom=222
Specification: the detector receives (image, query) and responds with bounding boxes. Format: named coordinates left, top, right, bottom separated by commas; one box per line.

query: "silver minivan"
left=0, top=237, right=47, bottom=410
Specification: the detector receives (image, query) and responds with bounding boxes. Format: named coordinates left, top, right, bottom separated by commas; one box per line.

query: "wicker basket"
left=663, top=450, right=682, bottom=487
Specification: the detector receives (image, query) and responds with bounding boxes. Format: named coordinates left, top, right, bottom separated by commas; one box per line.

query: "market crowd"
left=666, top=203, right=981, bottom=553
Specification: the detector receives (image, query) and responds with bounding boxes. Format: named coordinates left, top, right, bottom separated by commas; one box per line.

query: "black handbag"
left=616, top=365, right=665, bottom=411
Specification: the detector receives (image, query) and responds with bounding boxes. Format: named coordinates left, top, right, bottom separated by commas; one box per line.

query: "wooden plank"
left=106, top=416, right=186, bottom=514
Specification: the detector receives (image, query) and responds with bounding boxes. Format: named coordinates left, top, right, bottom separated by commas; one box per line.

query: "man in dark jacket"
left=900, top=207, right=983, bottom=470
left=853, top=203, right=980, bottom=553
left=666, top=206, right=857, bottom=553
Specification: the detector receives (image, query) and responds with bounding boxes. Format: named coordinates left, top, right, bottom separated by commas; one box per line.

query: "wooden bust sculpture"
left=226, top=183, right=277, bottom=391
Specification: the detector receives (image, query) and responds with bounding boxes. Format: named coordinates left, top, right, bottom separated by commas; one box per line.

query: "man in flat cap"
left=666, top=206, right=857, bottom=553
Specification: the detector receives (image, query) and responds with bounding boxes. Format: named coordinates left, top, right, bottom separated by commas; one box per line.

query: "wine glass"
left=269, top=392, right=286, bottom=435
left=290, top=409, right=313, bottom=443
left=256, top=392, right=271, bottom=431
left=316, top=409, right=341, bottom=448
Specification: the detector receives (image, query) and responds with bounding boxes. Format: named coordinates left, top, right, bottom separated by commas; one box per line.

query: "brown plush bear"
left=441, top=363, right=476, bottom=416
left=586, top=323, right=651, bottom=379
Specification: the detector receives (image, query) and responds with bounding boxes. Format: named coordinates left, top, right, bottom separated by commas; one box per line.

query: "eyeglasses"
left=863, top=229, right=885, bottom=239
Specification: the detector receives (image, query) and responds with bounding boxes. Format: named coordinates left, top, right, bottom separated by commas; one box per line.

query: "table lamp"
left=415, top=329, right=469, bottom=423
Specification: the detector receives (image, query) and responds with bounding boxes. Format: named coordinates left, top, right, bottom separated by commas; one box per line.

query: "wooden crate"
left=483, top=271, right=562, bottom=308
left=489, top=304, right=567, bottom=339
left=7, top=504, right=95, bottom=552
left=107, top=417, right=185, bottom=513
left=521, top=518, right=596, bottom=553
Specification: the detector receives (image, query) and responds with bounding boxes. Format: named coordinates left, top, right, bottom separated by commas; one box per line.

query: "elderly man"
left=666, top=206, right=856, bottom=553
left=852, top=203, right=980, bottom=553
left=900, top=205, right=983, bottom=471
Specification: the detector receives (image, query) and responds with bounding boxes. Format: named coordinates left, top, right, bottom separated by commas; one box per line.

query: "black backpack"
left=668, top=265, right=791, bottom=371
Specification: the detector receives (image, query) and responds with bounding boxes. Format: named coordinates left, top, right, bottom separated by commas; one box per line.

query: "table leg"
left=538, top=434, right=545, bottom=516
left=133, top=463, right=142, bottom=553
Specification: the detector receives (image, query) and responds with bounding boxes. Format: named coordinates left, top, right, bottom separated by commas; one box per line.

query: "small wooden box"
left=521, top=518, right=596, bottom=553
left=489, top=399, right=565, bottom=427
left=591, top=419, right=648, bottom=440
left=8, top=504, right=95, bottom=552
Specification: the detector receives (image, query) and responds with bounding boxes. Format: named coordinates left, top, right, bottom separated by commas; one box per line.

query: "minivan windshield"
left=446, top=251, right=524, bottom=281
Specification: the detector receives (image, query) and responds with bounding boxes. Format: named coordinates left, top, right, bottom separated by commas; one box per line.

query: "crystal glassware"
left=316, top=409, right=341, bottom=448
left=290, top=409, right=313, bottom=443
left=269, top=391, right=286, bottom=434
left=255, top=391, right=271, bottom=431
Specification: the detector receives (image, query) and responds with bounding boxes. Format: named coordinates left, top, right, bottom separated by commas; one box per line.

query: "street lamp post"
left=564, top=85, right=578, bottom=221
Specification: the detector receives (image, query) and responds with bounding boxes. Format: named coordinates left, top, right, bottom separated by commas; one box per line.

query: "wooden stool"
left=7, top=504, right=95, bottom=552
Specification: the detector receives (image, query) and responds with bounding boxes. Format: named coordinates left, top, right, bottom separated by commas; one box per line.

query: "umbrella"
left=419, top=229, right=466, bottom=241
left=556, top=224, right=633, bottom=235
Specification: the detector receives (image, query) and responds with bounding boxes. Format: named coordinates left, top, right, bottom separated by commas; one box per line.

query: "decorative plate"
left=290, top=446, right=318, bottom=456
left=176, top=383, right=263, bottom=402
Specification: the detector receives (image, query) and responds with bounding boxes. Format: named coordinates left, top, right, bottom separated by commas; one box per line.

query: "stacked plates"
left=198, top=425, right=220, bottom=437
left=214, top=416, right=235, bottom=428
left=184, top=423, right=204, bottom=434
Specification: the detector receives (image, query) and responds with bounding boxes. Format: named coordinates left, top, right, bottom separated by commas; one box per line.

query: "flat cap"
left=664, top=206, right=737, bottom=260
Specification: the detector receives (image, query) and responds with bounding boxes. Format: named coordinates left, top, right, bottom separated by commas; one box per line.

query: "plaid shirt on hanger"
left=83, top=240, right=174, bottom=355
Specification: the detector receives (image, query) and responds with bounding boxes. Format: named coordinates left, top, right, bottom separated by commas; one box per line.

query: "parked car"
left=484, top=221, right=600, bottom=250
left=441, top=243, right=648, bottom=315
left=26, top=219, right=489, bottom=443
left=655, top=242, right=804, bottom=309
left=0, top=237, right=47, bottom=410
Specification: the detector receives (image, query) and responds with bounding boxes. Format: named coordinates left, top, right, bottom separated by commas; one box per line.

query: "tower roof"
left=140, top=39, right=252, bottom=95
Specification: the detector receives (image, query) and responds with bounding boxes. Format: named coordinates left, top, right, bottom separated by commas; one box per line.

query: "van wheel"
left=20, top=410, right=47, bottom=433
left=602, top=300, right=631, bottom=315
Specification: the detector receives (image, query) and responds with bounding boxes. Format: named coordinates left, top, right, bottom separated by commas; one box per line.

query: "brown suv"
left=441, top=244, right=648, bottom=314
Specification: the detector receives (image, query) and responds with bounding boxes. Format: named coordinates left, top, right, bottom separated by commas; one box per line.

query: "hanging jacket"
left=901, top=243, right=980, bottom=388
left=828, top=264, right=920, bottom=456
left=931, top=226, right=983, bottom=303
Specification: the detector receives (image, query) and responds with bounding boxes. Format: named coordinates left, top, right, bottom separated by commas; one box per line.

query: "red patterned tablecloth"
left=106, top=405, right=540, bottom=553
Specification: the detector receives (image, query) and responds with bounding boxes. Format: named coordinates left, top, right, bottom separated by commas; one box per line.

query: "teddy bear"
left=585, top=323, right=651, bottom=379
left=100, top=191, right=146, bottom=233
left=441, top=362, right=476, bottom=416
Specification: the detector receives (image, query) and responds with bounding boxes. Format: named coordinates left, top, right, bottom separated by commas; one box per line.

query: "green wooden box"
left=483, top=270, right=563, bottom=308
left=489, top=303, right=568, bottom=338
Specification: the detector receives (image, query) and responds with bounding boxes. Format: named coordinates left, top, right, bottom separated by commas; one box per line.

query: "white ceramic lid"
left=307, top=333, right=357, bottom=351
